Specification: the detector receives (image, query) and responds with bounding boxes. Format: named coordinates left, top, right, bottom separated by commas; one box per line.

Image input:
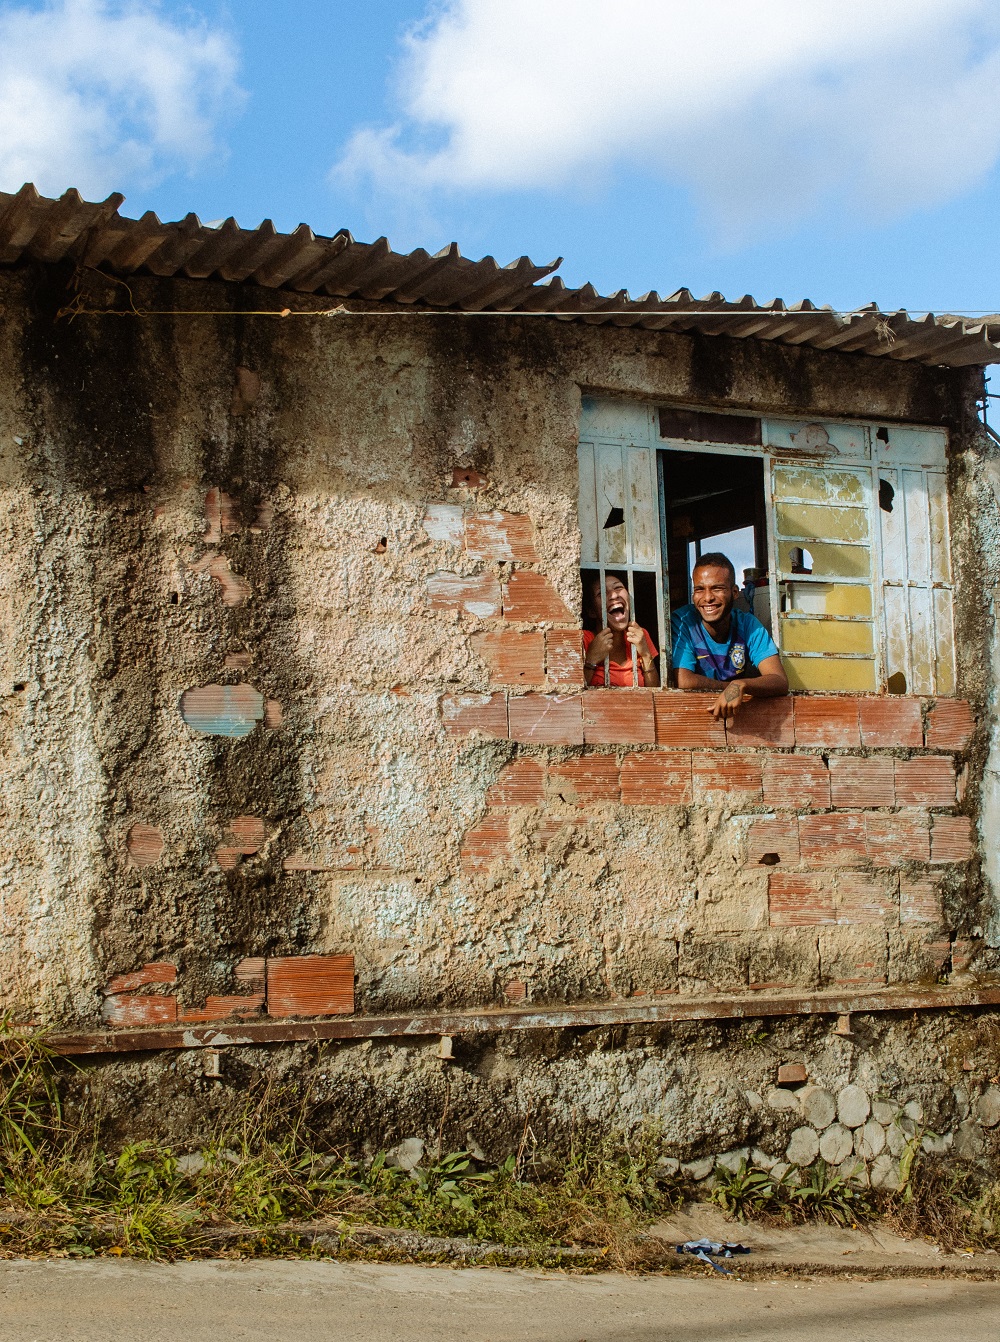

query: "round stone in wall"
left=903, top=1100, right=923, bottom=1123
left=885, top=1122, right=908, bottom=1158
left=786, top=1126, right=820, bottom=1166
left=952, top=1120, right=985, bottom=1161
left=871, top=1099, right=896, bottom=1125
left=766, top=1086, right=801, bottom=1113
left=839, top=1155, right=868, bottom=1187
left=818, top=1122, right=853, bottom=1165
left=800, top=1086, right=836, bottom=1131
left=855, top=1119, right=886, bottom=1160
left=976, top=1087, right=1000, bottom=1128
left=870, top=1153, right=902, bottom=1191
left=837, top=1085, right=871, bottom=1129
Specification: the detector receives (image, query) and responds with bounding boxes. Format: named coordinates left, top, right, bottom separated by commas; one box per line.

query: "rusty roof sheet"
left=2, top=182, right=999, bottom=368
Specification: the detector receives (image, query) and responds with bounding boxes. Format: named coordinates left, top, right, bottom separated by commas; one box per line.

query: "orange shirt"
left=583, top=628, right=658, bottom=687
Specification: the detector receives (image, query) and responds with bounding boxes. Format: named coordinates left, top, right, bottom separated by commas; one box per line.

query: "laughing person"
left=671, top=552, right=787, bottom=721
left=583, top=572, right=659, bottom=686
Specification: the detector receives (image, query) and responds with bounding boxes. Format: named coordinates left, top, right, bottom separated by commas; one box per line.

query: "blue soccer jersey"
left=671, top=605, right=778, bottom=681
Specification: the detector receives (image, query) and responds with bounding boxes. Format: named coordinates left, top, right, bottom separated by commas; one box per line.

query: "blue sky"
left=3, top=0, right=1000, bottom=315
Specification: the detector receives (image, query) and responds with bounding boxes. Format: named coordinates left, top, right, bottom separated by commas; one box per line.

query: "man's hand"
left=709, top=680, right=751, bottom=721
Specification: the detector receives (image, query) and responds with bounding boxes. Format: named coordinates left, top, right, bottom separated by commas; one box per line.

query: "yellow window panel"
left=784, top=657, right=877, bottom=693
left=778, top=540, right=870, bottom=579
left=776, top=501, right=869, bottom=544
left=781, top=618, right=873, bottom=656
left=773, top=466, right=868, bottom=505
left=785, top=582, right=872, bottom=617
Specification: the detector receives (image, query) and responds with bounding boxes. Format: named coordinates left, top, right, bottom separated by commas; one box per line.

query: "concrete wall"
left=0, top=261, right=996, bottom=1053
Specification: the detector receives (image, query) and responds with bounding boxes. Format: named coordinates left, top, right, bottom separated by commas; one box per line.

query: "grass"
left=0, top=1020, right=998, bottom=1264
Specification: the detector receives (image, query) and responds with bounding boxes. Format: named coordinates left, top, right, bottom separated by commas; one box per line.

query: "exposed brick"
left=422, top=502, right=464, bottom=546
left=464, top=510, right=538, bottom=562
left=486, top=758, right=546, bottom=807
left=426, top=570, right=501, bottom=618
left=208, top=553, right=251, bottom=607
left=951, top=939, right=978, bottom=974
left=106, top=962, right=177, bottom=994
left=726, top=697, right=795, bottom=748
left=471, top=629, right=545, bottom=686
left=858, top=697, right=923, bottom=748
left=549, top=755, right=620, bottom=804
left=836, top=873, right=897, bottom=925
left=793, top=696, right=861, bottom=747
left=126, top=823, right=163, bottom=868
left=895, top=757, right=956, bottom=807
left=224, top=651, right=254, bottom=670
left=442, top=692, right=508, bottom=738
left=215, top=815, right=267, bottom=871
left=829, top=757, right=895, bottom=808
left=103, top=994, right=178, bottom=1027
left=865, top=813, right=930, bottom=866
left=451, top=466, right=488, bottom=489
left=769, top=872, right=836, bottom=926
left=620, top=752, right=692, bottom=805
left=532, top=815, right=570, bottom=850
left=204, top=486, right=240, bottom=543
left=508, top=694, right=583, bottom=745
left=900, top=875, right=943, bottom=926
left=264, top=699, right=283, bottom=729
left=504, top=979, right=527, bottom=1002
left=265, top=954, right=355, bottom=1018
left=179, top=995, right=265, bottom=1023
left=583, top=690, right=655, bottom=744
left=930, top=814, right=974, bottom=863
left=461, top=814, right=513, bottom=870
left=692, top=754, right=763, bottom=803
left=777, top=1063, right=808, bottom=1085
left=546, top=630, right=584, bottom=686
left=180, top=683, right=264, bottom=738
left=925, top=699, right=974, bottom=752
left=234, top=957, right=266, bottom=984
left=652, top=692, right=726, bottom=747
left=762, top=755, right=831, bottom=809
left=502, top=570, right=574, bottom=623
left=799, top=814, right=867, bottom=867
left=745, top=816, right=800, bottom=868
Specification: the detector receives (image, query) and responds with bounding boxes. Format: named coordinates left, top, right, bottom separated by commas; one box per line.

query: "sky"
left=3, top=0, right=1000, bottom=315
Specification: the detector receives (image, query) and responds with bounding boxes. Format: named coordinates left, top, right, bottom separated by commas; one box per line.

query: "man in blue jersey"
left=671, top=552, right=788, bottom=722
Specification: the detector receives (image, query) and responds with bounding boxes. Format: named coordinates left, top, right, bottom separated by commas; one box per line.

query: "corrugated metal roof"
left=2, top=182, right=998, bottom=368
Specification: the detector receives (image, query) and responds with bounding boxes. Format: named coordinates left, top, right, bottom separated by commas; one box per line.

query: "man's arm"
left=676, top=654, right=788, bottom=721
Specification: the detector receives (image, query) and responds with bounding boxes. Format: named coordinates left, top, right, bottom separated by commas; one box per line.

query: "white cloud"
left=335, top=0, right=1000, bottom=244
left=0, top=0, right=241, bottom=198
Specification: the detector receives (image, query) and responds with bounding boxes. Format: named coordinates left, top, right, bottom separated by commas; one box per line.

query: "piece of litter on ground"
left=676, top=1239, right=751, bottom=1274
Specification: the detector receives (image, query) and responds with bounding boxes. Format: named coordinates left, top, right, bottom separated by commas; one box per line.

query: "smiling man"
left=671, top=552, right=787, bottom=720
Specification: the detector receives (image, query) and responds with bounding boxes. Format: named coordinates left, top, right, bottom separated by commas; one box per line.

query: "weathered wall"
left=0, top=262, right=995, bottom=1055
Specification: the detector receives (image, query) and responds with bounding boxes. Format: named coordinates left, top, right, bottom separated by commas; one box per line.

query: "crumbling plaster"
left=0, top=261, right=995, bottom=1037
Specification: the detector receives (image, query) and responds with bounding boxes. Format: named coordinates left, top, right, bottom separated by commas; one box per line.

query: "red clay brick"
left=549, top=756, right=620, bottom=804
left=451, top=466, right=488, bottom=489
left=471, top=629, right=545, bottom=687
left=692, top=754, right=763, bottom=802
left=745, top=817, right=800, bottom=868
left=216, top=815, right=268, bottom=870
left=486, top=758, right=546, bottom=807
left=546, top=630, right=584, bottom=686
left=464, top=510, right=538, bottom=562
left=793, top=696, right=861, bottom=747
left=502, top=570, right=574, bottom=623
left=895, top=757, right=956, bottom=807
left=265, top=954, right=355, bottom=1018
left=829, top=757, right=895, bottom=808
left=126, top=823, right=164, bottom=868
left=426, top=570, right=501, bottom=617
left=951, top=939, right=977, bottom=974
left=583, top=690, right=655, bottom=744
left=930, top=814, right=974, bottom=863
left=836, top=873, right=897, bottom=925
left=762, top=755, right=831, bottom=809
left=461, top=814, right=513, bottom=870
left=620, top=752, right=692, bottom=805
left=442, top=692, right=508, bottom=738
left=234, top=957, right=266, bottom=984
left=799, top=813, right=867, bottom=867
left=504, top=979, right=527, bottom=1002
left=726, top=697, right=795, bottom=748
left=769, top=873, right=836, bottom=926
left=179, top=994, right=264, bottom=1023
left=865, top=813, right=930, bottom=866
left=858, top=697, right=923, bottom=748
left=900, top=875, right=943, bottom=925
left=106, top=962, right=177, bottom=994
left=103, top=994, right=178, bottom=1027
left=508, top=694, right=583, bottom=745
left=925, top=699, right=974, bottom=752
left=652, top=692, right=726, bottom=747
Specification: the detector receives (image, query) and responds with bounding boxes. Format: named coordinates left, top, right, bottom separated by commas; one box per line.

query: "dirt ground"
left=0, top=1259, right=998, bottom=1342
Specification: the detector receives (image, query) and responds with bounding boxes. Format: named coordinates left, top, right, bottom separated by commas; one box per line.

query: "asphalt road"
left=0, top=1259, right=997, bottom=1342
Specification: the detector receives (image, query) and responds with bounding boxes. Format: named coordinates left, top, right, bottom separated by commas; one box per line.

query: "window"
left=578, top=397, right=955, bottom=694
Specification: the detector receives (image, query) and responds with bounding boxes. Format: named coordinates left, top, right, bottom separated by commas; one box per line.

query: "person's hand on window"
left=709, top=680, right=751, bottom=721
left=626, top=622, right=656, bottom=680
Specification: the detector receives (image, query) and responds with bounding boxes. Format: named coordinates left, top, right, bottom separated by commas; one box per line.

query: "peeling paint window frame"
left=578, top=397, right=956, bottom=695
